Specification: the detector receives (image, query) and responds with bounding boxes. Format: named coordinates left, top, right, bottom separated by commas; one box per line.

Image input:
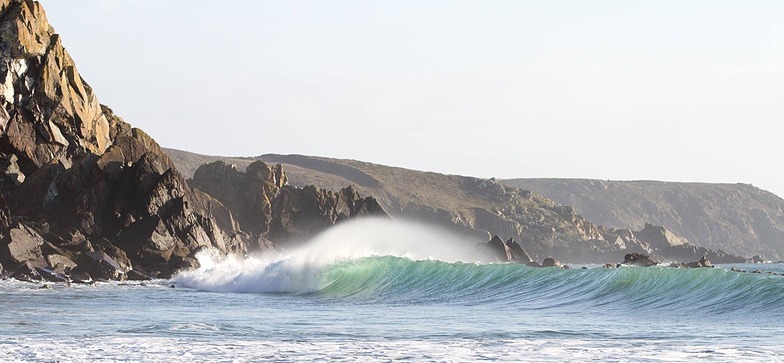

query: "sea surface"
left=1, top=220, right=783, bottom=362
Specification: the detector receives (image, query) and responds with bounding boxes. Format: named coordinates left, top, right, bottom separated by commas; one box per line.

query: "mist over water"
left=5, top=218, right=784, bottom=361
left=173, top=218, right=488, bottom=293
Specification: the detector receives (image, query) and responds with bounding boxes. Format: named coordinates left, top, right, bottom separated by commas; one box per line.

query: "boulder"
left=126, top=269, right=155, bottom=281
left=480, top=235, right=532, bottom=264
left=621, top=253, right=658, bottom=267
left=45, top=253, right=77, bottom=273
left=0, top=222, right=46, bottom=268
left=10, top=261, right=42, bottom=282
left=34, top=266, right=68, bottom=283
left=541, top=257, right=563, bottom=268
left=670, top=255, right=716, bottom=268
left=634, top=223, right=689, bottom=250
left=74, top=251, right=126, bottom=281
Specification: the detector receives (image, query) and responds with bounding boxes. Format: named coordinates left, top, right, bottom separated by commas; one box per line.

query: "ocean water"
left=1, top=219, right=783, bottom=362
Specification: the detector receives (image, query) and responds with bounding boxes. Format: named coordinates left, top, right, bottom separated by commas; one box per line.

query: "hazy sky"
left=39, top=1, right=783, bottom=197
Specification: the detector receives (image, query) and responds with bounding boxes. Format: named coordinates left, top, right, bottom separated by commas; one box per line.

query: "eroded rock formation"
left=0, top=0, right=383, bottom=282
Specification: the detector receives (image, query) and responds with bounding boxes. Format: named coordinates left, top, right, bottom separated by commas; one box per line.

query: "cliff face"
left=502, top=179, right=784, bottom=261
left=0, top=0, right=383, bottom=281
left=164, top=149, right=746, bottom=264
left=189, top=161, right=387, bottom=246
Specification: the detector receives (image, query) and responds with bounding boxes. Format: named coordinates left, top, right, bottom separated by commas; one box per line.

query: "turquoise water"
left=1, top=220, right=783, bottom=362
left=1, top=259, right=782, bottom=362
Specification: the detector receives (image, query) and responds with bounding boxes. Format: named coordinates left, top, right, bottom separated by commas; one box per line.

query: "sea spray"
left=173, top=218, right=487, bottom=293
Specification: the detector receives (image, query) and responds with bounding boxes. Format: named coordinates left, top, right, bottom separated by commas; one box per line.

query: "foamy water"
left=2, top=218, right=783, bottom=362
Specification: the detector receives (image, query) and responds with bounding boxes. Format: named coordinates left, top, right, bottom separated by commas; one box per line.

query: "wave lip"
left=173, top=219, right=784, bottom=318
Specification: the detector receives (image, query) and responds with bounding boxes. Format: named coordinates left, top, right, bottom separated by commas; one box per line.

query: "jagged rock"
left=480, top=235, right=532, bottom=263
left=672, top=256, right=713, bottom=268
left=191, top=160, right=387, bottom=246
left=74, top=251, right=126, bottom=281
left=69, top=270, right=92, bottom=283
left=126, top=269, right=154, bottom=281
left=268, top=184, right=387, bottom=244
left=621, top=253, right=658, bottom=267
left=0, top=0, right=245, bottom=280
left=0, top=194, right=10, bottom=229
left=0, top=221, right=46, bottom=268
left=190, top=160, right=284, bottom=235
left=34, top=266, right=68, bottom=282
left=541, top=257, right=563, bottom=268
left=45, top=253, right=76, bottom=274
left=635, top=223, right=690, bottom=249
left=11, top=261, right=41, bottom=281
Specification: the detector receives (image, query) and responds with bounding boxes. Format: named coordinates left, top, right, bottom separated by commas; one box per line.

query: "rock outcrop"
left=166, top=150, right=752, bottom=265
left=190, top=160, right=387, bottom=247
left=502, top=178, right=784, bottom=261
left=476, top=235, right=532, bottom=264
left=0, top=0, right=392, bottom=283
left=621, top=253, right=659, bottom=267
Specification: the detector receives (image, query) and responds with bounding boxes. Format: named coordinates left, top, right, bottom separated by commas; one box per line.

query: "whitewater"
left=2, top=219, right=783, bottom=362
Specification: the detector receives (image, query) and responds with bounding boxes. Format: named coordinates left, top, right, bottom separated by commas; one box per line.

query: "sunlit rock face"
left=0, top=0, right=243, bottom=280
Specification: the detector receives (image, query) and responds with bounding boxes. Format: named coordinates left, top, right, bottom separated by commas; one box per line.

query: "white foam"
left=2, top=336, right=779, bottom=363
left=173, top=218, right=484, bottom=293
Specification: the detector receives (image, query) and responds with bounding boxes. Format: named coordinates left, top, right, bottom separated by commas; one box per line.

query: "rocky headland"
left=165, top=150, right=751, bottom=265
left=0, top=0, right=384, bottom=283
left=0, top=0, right=767, bottom=284
left=502, top=178, right=784, bottom=261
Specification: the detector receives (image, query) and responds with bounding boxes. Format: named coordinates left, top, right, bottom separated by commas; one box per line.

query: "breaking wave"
left=173, top=218, right=784, bottom=316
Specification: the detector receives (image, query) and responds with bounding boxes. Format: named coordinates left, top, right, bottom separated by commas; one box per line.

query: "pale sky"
left=39, top=1, right=784, bottom=197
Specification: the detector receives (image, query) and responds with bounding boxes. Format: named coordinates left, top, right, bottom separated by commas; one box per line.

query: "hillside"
left=501, top=179, right=784, bottom=261
left=164, top=148, right=749, bottom=263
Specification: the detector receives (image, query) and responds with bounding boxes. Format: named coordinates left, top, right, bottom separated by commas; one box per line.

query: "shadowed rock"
left=621, top=253, right=659, bottom=267
left=480, top=235, right=532, bottom=263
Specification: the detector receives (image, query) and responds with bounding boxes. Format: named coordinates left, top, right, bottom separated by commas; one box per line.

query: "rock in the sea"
left=621, top=253, right=659, bottom=267
left=480, top=235, right=532, bottom=263
left=669, top=256, right=714, bottom=268
left=74, top=251, right=126, bottom=281
left=10, top=261, right=42, bottom=281
left=541, top=257, right=563, bottom=268
left=45, top=253, right=77, bottom=274
left=34, top=266, right=68, bottom=283
left=0, top=222, right=46, bottom=268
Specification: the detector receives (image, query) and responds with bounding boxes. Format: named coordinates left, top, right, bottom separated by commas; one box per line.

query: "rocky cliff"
left=501, top=179, right=784, bottom=261
left=0, top=0, right=384, bottom=282
left=164, top=149, right=747, bottom=264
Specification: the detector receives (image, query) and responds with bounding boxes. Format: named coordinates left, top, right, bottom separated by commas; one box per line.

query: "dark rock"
left=602, top=263, right=616, bottom=269
left=74, top=251, right=126, bottom=281
left=526, top=261, right=542, bottom=267
left=69, top=270, right=93, bottom=284
left=11, top=261, right=42, bottom=281
left=190, top=161, right=282, bottom=235
left=126, top=269, right=155, bottom=281
left=0, top=222, right=46, bottom=268
left=268, top=184, right=387, bottom=245
left=621, top=253, right=659, bottom=267
left=541, top=257, right=563, bottom=268
left=481, top=235, right=532, bottom=264
left=34, top=266, right=68, bottom=283
left=45, top=253, right=77, bottom=274
left=671, top=256, right=714, bottom=268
